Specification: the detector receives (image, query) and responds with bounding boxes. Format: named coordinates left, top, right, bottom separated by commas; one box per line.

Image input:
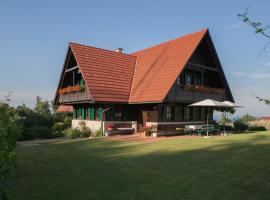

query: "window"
left=184, top=107, right=193, bottom=121
left=185, top=74, right=194, bottom=85
left=163, top=105, right=171, bottom=121
left=180, top=74, right=185, bottom=85
left=115, top=109, right=122, bottom=120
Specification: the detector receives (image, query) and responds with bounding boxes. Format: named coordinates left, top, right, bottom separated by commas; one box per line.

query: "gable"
left=165, top=32, right=234, bottom=102
left=129, top=29, right=208, bottom=103
left=53, top=48, right=93, bottom=104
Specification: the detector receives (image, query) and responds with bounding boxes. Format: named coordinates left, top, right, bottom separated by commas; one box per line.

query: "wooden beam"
left=187, top=62, right=218, bottom=72
left=65, top=66, right=79, bottom=73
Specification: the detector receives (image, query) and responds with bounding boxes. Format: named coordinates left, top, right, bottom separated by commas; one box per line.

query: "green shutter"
left=73, top=107, right=76, bottom=119
left=98, top=108, right=102, bottom=121
left=79, top=107, right=82, bottom=119
left=91, top=108, right=95, bottom=120
left=87, top=107, right=91, bottom=120
left=82, top=107, right=85, bottom=119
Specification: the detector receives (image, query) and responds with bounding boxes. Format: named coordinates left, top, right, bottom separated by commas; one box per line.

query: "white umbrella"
left=189, top=99, right=228, bottom=107
left=189, top=99, right=228, bottom=137
left=222, top=101, right=242, bottom=108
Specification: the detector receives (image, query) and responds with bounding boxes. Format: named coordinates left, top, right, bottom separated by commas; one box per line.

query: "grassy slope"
left=15, top=132, right=270, bottom=200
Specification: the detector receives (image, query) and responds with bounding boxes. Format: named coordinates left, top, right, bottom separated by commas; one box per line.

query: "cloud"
left=225, top=23, right=244, bottom=30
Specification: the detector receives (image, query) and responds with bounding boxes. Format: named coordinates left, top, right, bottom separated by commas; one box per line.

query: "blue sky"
left=0, top=0, right=270, bottom=117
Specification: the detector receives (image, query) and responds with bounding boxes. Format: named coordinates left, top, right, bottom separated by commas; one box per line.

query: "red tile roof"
left=70, top=43, right=137, bottom=102
left=68, top=29, right=208, bottom=103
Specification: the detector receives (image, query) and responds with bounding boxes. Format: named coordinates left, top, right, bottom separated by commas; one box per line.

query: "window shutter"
left=88, top=107, right=91, bottom=120
left=98, top=108, right=102, bottom=120
left=91, top=108, right=95, bottom=120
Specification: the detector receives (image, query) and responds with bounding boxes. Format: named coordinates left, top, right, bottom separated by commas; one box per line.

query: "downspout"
left=101, top=107, right=111, bottom=135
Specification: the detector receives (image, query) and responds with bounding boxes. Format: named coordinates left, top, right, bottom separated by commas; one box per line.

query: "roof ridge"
left=131, top=29, right=208, bottom=55
left=69, top=42, right=137, bottom=58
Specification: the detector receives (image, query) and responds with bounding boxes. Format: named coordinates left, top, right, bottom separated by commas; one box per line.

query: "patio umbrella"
left=189, top=99, right=228, bottom=137
left=222, top=101, right=242, bottom=108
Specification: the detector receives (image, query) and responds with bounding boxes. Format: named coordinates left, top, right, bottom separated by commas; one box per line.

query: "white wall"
left=72, top=120, right=138, bottom=133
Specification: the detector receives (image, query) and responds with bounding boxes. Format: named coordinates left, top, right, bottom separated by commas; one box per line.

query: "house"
left=54, top=29, right=234, bottom=136
left=260, top=117, right=270, bottom=122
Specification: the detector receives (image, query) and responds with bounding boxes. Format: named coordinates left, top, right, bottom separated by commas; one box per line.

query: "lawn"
left=15, top=132, right=270, bottom=200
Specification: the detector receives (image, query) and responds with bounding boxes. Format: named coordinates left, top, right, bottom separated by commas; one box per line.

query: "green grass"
left=15, top=132, right=270, bottom=200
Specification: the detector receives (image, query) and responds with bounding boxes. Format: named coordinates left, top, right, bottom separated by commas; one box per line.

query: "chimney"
left=115, top=48, right=123, bottom=53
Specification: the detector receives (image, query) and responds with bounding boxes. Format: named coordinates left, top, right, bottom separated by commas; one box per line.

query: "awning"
left=56, top=105, right=73, bottom=113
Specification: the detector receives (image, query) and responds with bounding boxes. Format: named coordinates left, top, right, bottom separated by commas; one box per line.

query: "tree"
left=17, top=98, right=55, bottom=140
left=238, top=7, right=270, bottom=54
left=33, top=96, right=51, bottom=118
left=240, top=113, right=257, bottom=122
left=0, top=102, right=20, bottom=199
left=238, top=7, right=270, bottom=106
left=254, top=95, right=270, bottom=105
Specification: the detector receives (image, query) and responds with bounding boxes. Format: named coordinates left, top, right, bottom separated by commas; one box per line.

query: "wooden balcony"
left=166, top=85, right=227, bottom=102
left=58, top=90, right=91, bottom=103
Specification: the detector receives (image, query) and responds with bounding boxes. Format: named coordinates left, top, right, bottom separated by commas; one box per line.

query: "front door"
left=138, top=110, right=148, bottom=132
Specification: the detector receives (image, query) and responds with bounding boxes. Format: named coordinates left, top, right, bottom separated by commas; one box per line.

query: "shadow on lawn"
left=16, top=133, right=270, bottom=200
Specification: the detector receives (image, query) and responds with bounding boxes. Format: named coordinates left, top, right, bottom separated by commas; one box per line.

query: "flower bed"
left=58, top=85, right=85, bottom=95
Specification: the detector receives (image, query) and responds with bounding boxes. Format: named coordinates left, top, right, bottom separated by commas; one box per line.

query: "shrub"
left=65, top=128, right=81, bottom=139
left=223, top=125, right=234, bottom=132
left=233, top=119, right=248, bottom=132
left=27, top=126, right=54, bottom=139
left=248, top=125, right=267, bottom=131
left=78, top=121, right=92, bottom=138
left=64, top=116, right=72, bottom=128
left=53, top=122, right=66, bottom=135
left=94, top=128, right=103, bottom=137
left=16, top=104, right=55, bottom=140
left=81, top=127, right=91, bottom=138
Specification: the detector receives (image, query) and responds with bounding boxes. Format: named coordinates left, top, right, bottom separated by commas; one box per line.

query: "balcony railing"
left=167, top=84, right=226, bottom=102
left=58, top=90, right=91, bottom=103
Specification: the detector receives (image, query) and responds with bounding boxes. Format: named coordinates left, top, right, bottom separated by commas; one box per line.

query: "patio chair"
left=175, top=128, right=185, bottom=135
left=184, top=128, right=194, bottom=136
left=194, top=128, right=207, bottom=136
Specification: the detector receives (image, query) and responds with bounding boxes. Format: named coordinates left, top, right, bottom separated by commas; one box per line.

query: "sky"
left=0, top=0, right=270, bottom=117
